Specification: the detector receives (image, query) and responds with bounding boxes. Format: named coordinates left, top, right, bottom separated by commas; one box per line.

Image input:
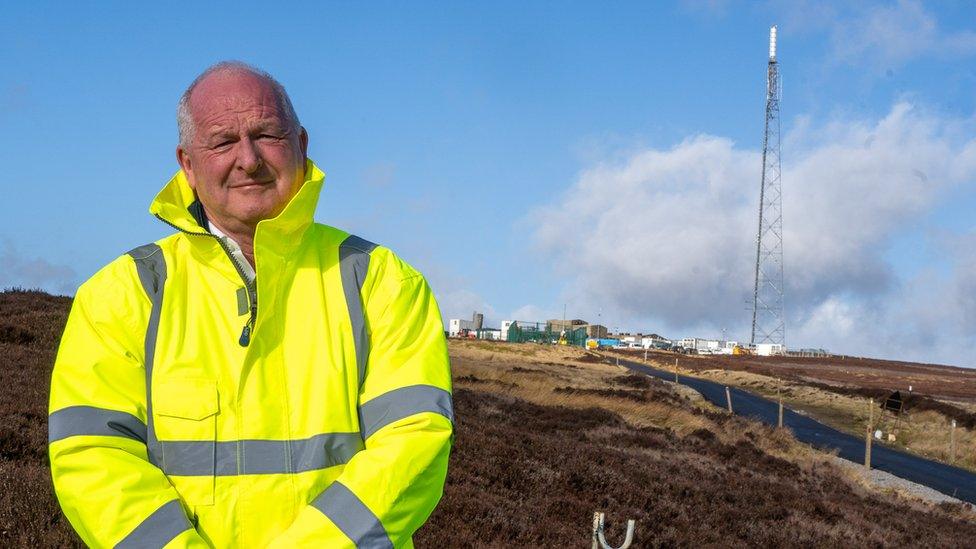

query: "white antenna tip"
left=769, top=25, right=777, bottom=60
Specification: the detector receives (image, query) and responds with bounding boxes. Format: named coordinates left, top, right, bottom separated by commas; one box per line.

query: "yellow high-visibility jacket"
left=49, top=160, right=453, bottom=548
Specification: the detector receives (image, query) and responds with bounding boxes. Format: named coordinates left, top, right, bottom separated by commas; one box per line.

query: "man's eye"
left=259, top=134, right=280, bottom=140
left=213, top=140, right=233, bottom=148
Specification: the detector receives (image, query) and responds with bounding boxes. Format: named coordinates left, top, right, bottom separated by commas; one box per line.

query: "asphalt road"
left=612, top=355, right=976, bottom=505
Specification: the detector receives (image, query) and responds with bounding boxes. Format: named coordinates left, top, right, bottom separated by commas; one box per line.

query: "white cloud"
left=0, top=239, right=77, bottom=295
left=529, top=102, right=976, bottom=364
left=828, top=0, right=976, bottom=67
left=508, top=304, right=558, bottom=323
left=435, top=288, right=498, bottom=327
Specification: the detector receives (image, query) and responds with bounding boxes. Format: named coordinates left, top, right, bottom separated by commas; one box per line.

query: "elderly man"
left=48, top=62, right=453, bottom=548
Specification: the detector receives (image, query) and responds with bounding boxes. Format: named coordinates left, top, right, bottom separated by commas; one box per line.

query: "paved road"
left=612, top=355, right=976, bottom=505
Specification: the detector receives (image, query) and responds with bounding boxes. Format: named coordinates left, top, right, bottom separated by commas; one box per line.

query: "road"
left=611, top=355, right=976, bottom=505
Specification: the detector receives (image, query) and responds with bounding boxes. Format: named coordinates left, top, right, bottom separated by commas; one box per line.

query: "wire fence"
left=505, top=320, right=589, bottom=347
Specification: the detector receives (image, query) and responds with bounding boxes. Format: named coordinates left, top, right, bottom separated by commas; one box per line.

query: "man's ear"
left=176, top=146, right=196, bottom=189
left=299, top=126, right=309, bottom=164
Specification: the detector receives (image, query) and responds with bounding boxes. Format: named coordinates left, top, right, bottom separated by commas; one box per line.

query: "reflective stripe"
left=161, top=433, right=364, bottom=477
left=114, top=499, right=191, bottom=549
left=339, top=234, right=378, bottom=388
left=359, top=384, right=454, bottom=440
left=128, top=243, right=166, bottom=467
left=311, top=481, right=393, bottom=549
left=48, top=405, right=147, bottom=444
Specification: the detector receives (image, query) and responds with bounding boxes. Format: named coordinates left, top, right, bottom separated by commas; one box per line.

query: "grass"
left=449, top=340, right=960, bottom=494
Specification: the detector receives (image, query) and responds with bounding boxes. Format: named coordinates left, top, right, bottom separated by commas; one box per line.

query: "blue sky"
left=3, top=1, right=976, bottom=366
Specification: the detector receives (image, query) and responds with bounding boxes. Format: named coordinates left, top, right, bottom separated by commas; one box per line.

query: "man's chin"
left=247, top=205, right=289, bottom=225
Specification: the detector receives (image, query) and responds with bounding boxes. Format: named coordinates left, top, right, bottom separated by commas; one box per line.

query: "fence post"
left=950, top=419, right=957, bottom=464
left=674, top=358, right=679, bottom=383
left=778, top=397, right=783, bottom=428
left=725, top=386, right=733, bottom=414
left=644, top=347, right=648, bottom=361
left=865, top=398, right=873, bottom=469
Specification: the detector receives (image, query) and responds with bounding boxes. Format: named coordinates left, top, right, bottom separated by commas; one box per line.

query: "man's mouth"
left=231, top=180, right=274, bottom=189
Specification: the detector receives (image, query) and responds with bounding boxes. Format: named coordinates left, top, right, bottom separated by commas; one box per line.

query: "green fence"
left=505, top=321, right=588, bottom=347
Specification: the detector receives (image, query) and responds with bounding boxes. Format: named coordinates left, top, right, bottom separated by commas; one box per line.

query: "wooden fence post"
left=778, top=397, right=783, bottom=428
left=950, top=419, right=957, bottom=464
left=865, top=398, right=873, bottom=469
left=725, top=386, right=733, bottom=414
left=674, top=358, right=679, bottom=383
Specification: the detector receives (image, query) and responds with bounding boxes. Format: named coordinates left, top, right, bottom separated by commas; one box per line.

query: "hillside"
left=2, top=290, right=976, bottom=547
left=610, top=348, right=976, bottom=472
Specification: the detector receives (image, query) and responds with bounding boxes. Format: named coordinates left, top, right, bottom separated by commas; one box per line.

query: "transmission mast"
left=750, top=26, right=785, bottom=347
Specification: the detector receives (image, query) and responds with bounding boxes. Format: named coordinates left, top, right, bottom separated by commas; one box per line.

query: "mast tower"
left=750, top=26, right=785, bottom=347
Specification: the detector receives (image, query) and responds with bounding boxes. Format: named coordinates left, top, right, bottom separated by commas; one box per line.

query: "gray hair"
left=177, top=61, right=300, bottom=148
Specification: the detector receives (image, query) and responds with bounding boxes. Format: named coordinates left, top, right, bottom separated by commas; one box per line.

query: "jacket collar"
left=150, top=159, right=325, bottom=251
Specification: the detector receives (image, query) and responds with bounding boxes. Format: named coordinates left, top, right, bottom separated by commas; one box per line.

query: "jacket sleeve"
left=269, top=251, right=453, bottom=548
left=49, top=257, right=209, bottom=549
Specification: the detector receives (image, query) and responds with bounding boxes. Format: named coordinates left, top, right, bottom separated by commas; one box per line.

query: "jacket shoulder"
left=312, top=223, right=420, bottom=281
left=78, top=236, right=178, bottom=303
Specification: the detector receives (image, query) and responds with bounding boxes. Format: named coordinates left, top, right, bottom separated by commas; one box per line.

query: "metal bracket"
left=592, top=512, right=636, bottom=549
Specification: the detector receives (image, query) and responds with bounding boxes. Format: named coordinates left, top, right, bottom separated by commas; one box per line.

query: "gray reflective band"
left=339, top=235, right=378, bottom=388
left=48, top=405, right=147, bottom=444
left=115, top=499, right=191, bottom=549
left=359, top=385, right=454, bottom=440
left=161, top=432, right=364, bottom=477
left=128, top=243, right=166, bottom=467
left=311, top=481, right=393, bottom=549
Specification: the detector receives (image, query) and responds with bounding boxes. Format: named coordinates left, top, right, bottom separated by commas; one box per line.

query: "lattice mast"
left=750, top=26, right=785, bottom=346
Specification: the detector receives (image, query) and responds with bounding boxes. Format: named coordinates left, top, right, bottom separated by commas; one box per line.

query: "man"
left=48, top=62, right=453, bottom=548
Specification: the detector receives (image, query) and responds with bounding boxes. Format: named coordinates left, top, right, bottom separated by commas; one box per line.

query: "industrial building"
left=448, top=312, right=484, bottom=337
left=547, top=319, right=608, bottom=339
left=449, top=314, right=800, bottom=358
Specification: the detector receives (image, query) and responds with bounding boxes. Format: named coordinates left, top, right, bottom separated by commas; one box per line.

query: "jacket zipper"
left=154, top=214, right=258, bottom=347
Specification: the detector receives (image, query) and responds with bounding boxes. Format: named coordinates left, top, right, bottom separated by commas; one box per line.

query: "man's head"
left=176, top=62, right=308, bottom=235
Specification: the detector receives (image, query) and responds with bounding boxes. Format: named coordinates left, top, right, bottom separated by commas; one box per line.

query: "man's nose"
left=237, top=138, right=263, bottom=173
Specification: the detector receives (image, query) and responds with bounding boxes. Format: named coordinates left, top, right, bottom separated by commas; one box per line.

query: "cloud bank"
left=0, top=239, right=78, bottom=295
left=529, top=103, right=976, bottom=365
left=828, top=0, right=976, bottom=68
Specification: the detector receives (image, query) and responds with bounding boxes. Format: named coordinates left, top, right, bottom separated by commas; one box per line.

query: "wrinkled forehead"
left=188, top=71, right=287, bottom=125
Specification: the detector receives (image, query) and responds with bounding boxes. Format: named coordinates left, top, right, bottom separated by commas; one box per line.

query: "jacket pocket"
left=153, top=378, right=218, bottom=506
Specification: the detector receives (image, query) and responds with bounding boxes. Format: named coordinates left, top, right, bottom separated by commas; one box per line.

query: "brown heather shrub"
left=417, top=389, right=976, bottom=547
left=0, top=291, right=79, bottom=547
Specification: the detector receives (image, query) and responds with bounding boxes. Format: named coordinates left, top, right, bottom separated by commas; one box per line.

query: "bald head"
left=174, top=61, right=309, bottom=241
left=177, top=62, right=299, bottom=149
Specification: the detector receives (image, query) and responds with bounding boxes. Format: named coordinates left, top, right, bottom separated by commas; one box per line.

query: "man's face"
left=177, top=72, right=308, bottom=232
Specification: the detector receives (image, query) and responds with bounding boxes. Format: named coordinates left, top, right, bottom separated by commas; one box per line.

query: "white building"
left=755, top=343, right=784, bottom=356
left=478, top=328, right=503, bottom=341
left=500, top=320, right=514, bottom=341
left=680, top=338, right=724, bottom=353
left=640, top=335, right=670, bottom=349
left=449, top=318, right=475, bottom=337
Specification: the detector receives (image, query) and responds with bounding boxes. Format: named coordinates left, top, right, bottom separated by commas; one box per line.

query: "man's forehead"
left=189, top=71, right=283, bottom=119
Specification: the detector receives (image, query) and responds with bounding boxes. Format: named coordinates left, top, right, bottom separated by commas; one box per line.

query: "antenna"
left=750, top=25, right=786, bottom=347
